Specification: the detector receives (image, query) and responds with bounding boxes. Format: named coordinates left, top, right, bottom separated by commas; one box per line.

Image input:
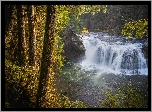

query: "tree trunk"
left=27, top=5, right=36, bottom=66
left=5, top=5, right=13, bottom=36
left=17, top=5, right=26, bottom=66
left=5, top=5, right=17, bottom=61
left=5, top=5, right=16, bottom=37
left=36, top=5, right=56, bottom=108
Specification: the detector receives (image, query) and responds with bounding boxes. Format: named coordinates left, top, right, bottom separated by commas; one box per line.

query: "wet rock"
left=142, top=38, right=148, bottom=62
left=60, top=28, right=85, bottom=62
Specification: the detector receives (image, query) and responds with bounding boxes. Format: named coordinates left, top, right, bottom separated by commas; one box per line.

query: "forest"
left=4, top=5, right=149, bottom=109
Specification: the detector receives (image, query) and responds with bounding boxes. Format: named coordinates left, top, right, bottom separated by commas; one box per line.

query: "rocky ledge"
left=60, top=28, right=85, bottom=62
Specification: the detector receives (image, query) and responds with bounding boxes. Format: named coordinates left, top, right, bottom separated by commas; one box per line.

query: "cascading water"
left=80, top=32, right=148, bottom=76
left=55, top=32, right=148, bottom=107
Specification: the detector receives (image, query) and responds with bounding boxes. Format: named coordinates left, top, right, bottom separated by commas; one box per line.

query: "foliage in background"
left=80, top=5, right=148, bottom=35
left=67, top=5, right=107, bottom=19
left=52, top=5, right=71, bottom=75
left=56, top=5, right=70, bottom=31
left=121, top=18, right=148, bottom=38
left=66, top=5, right=107, bottom=34
left=100, top=84, right=148, bottom=108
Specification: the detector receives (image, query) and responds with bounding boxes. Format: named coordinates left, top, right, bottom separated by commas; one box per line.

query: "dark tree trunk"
left=27, top=5, right=36, bottom=66
left=36, top=5, right=56, bottom=108
left=17, top=5, right=26, bottom=66
left=5, top=5, right=13, bottom=36
left=5, top=5, right=16, bottom=37
left=5, top=5, right=18, bottom=61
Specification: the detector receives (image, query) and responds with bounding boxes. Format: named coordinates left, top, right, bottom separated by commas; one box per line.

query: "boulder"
left=60, top=27, right=85, bottom=62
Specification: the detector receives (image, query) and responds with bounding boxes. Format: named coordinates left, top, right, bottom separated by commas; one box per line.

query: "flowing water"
left=55, top=32, right=148, bottom=107
left=80, top=32, right=148, bottom=76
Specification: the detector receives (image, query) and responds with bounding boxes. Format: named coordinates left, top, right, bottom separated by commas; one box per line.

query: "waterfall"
left=80, top=32, right=148, bottom=75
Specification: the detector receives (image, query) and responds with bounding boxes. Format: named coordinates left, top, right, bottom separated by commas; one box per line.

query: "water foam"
left=80, top=32, right=148, bottom=76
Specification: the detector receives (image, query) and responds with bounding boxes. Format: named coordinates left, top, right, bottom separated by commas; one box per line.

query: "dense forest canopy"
left=4, top=4, right=148, bottom=108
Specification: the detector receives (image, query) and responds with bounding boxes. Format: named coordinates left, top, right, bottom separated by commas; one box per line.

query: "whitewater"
left=79, top=32, right=148, bottom=76
left=55, top=32, right=148, bottom=107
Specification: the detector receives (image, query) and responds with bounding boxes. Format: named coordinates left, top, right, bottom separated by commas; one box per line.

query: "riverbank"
left=54, top=64, right=148, bottom=107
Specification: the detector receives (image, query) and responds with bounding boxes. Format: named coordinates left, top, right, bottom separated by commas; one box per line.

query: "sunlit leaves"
left=100, top=84, right=147, bottom=108
left=68, top=5, right=107, bottom=18
left=121, top=18, right=148, bottom=38
left=51, top=33, right=65, bottom=75
left=64, top=5, right=107, bottom=34
left=56, top=5, right=70, bottom=31
left=88, top=5, right=107, bottom=14
left=82, top=27, right=89, bottom=36
left=75, top=5, right=107, bottom=15
left=5, top=59, right=40, bottom=105
left=5, top=5, right=109, bottom=108
left=56, top=95, right=88, bottom=108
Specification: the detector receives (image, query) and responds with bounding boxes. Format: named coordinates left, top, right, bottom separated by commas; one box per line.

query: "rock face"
left=142, top=38, right=148, bottom=63
left=133, top=36, right=148, bottom=64
left=60, top=28, right=85, bottom=62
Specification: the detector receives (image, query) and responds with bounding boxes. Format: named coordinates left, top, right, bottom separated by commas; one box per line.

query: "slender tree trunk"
left=5, top=5, right=16, bottom=37
left=5, top=5, right=13, bottom=36
left=27, top=5, right=36, bottom=66
left=36, top=5, right=56, bottom=108
left=17, top=5, right=26, bottom=66
left=5, top=5, right=17, bottom=61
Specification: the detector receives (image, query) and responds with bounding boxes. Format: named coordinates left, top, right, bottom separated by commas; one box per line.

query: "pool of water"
left=54, top=63, right=148, bottom=107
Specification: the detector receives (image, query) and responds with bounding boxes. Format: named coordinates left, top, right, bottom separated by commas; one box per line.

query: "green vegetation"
left=5, top=5, right=106, bottom=108
left=79, top=5, right=148, bottom=36
left=5, top=59, right=88, bottom=108
left=100, top=84, right=148, bottom=108
left=122, top=19, right=148, bottom=38
left=4, top=4, right=148, bottom=108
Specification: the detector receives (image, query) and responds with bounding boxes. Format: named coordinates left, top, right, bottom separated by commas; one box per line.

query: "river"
left=54, top=32, right=148, bottom=107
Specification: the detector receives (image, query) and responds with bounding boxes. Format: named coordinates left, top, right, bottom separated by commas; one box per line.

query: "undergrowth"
left=5, top=59, right=88, bottom=108
left=99, top=84, right=148, bottom=108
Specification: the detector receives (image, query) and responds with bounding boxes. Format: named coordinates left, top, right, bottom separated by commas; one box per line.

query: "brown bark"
left=5, top=5, right=13, bottom=36
left=17, top=5, right=26, bottom=66
left=5, top=5, right=16, bottom=37
left=5, top=5, right=17, bottom=60
left=36, top=5, right=56, bottom=108
left=27, top=5, right=36, bottom=66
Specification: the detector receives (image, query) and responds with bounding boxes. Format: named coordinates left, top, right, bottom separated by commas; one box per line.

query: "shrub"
left=99, top=84, right=148, bottom=108
left=5, top=59, right=88, bottom=108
